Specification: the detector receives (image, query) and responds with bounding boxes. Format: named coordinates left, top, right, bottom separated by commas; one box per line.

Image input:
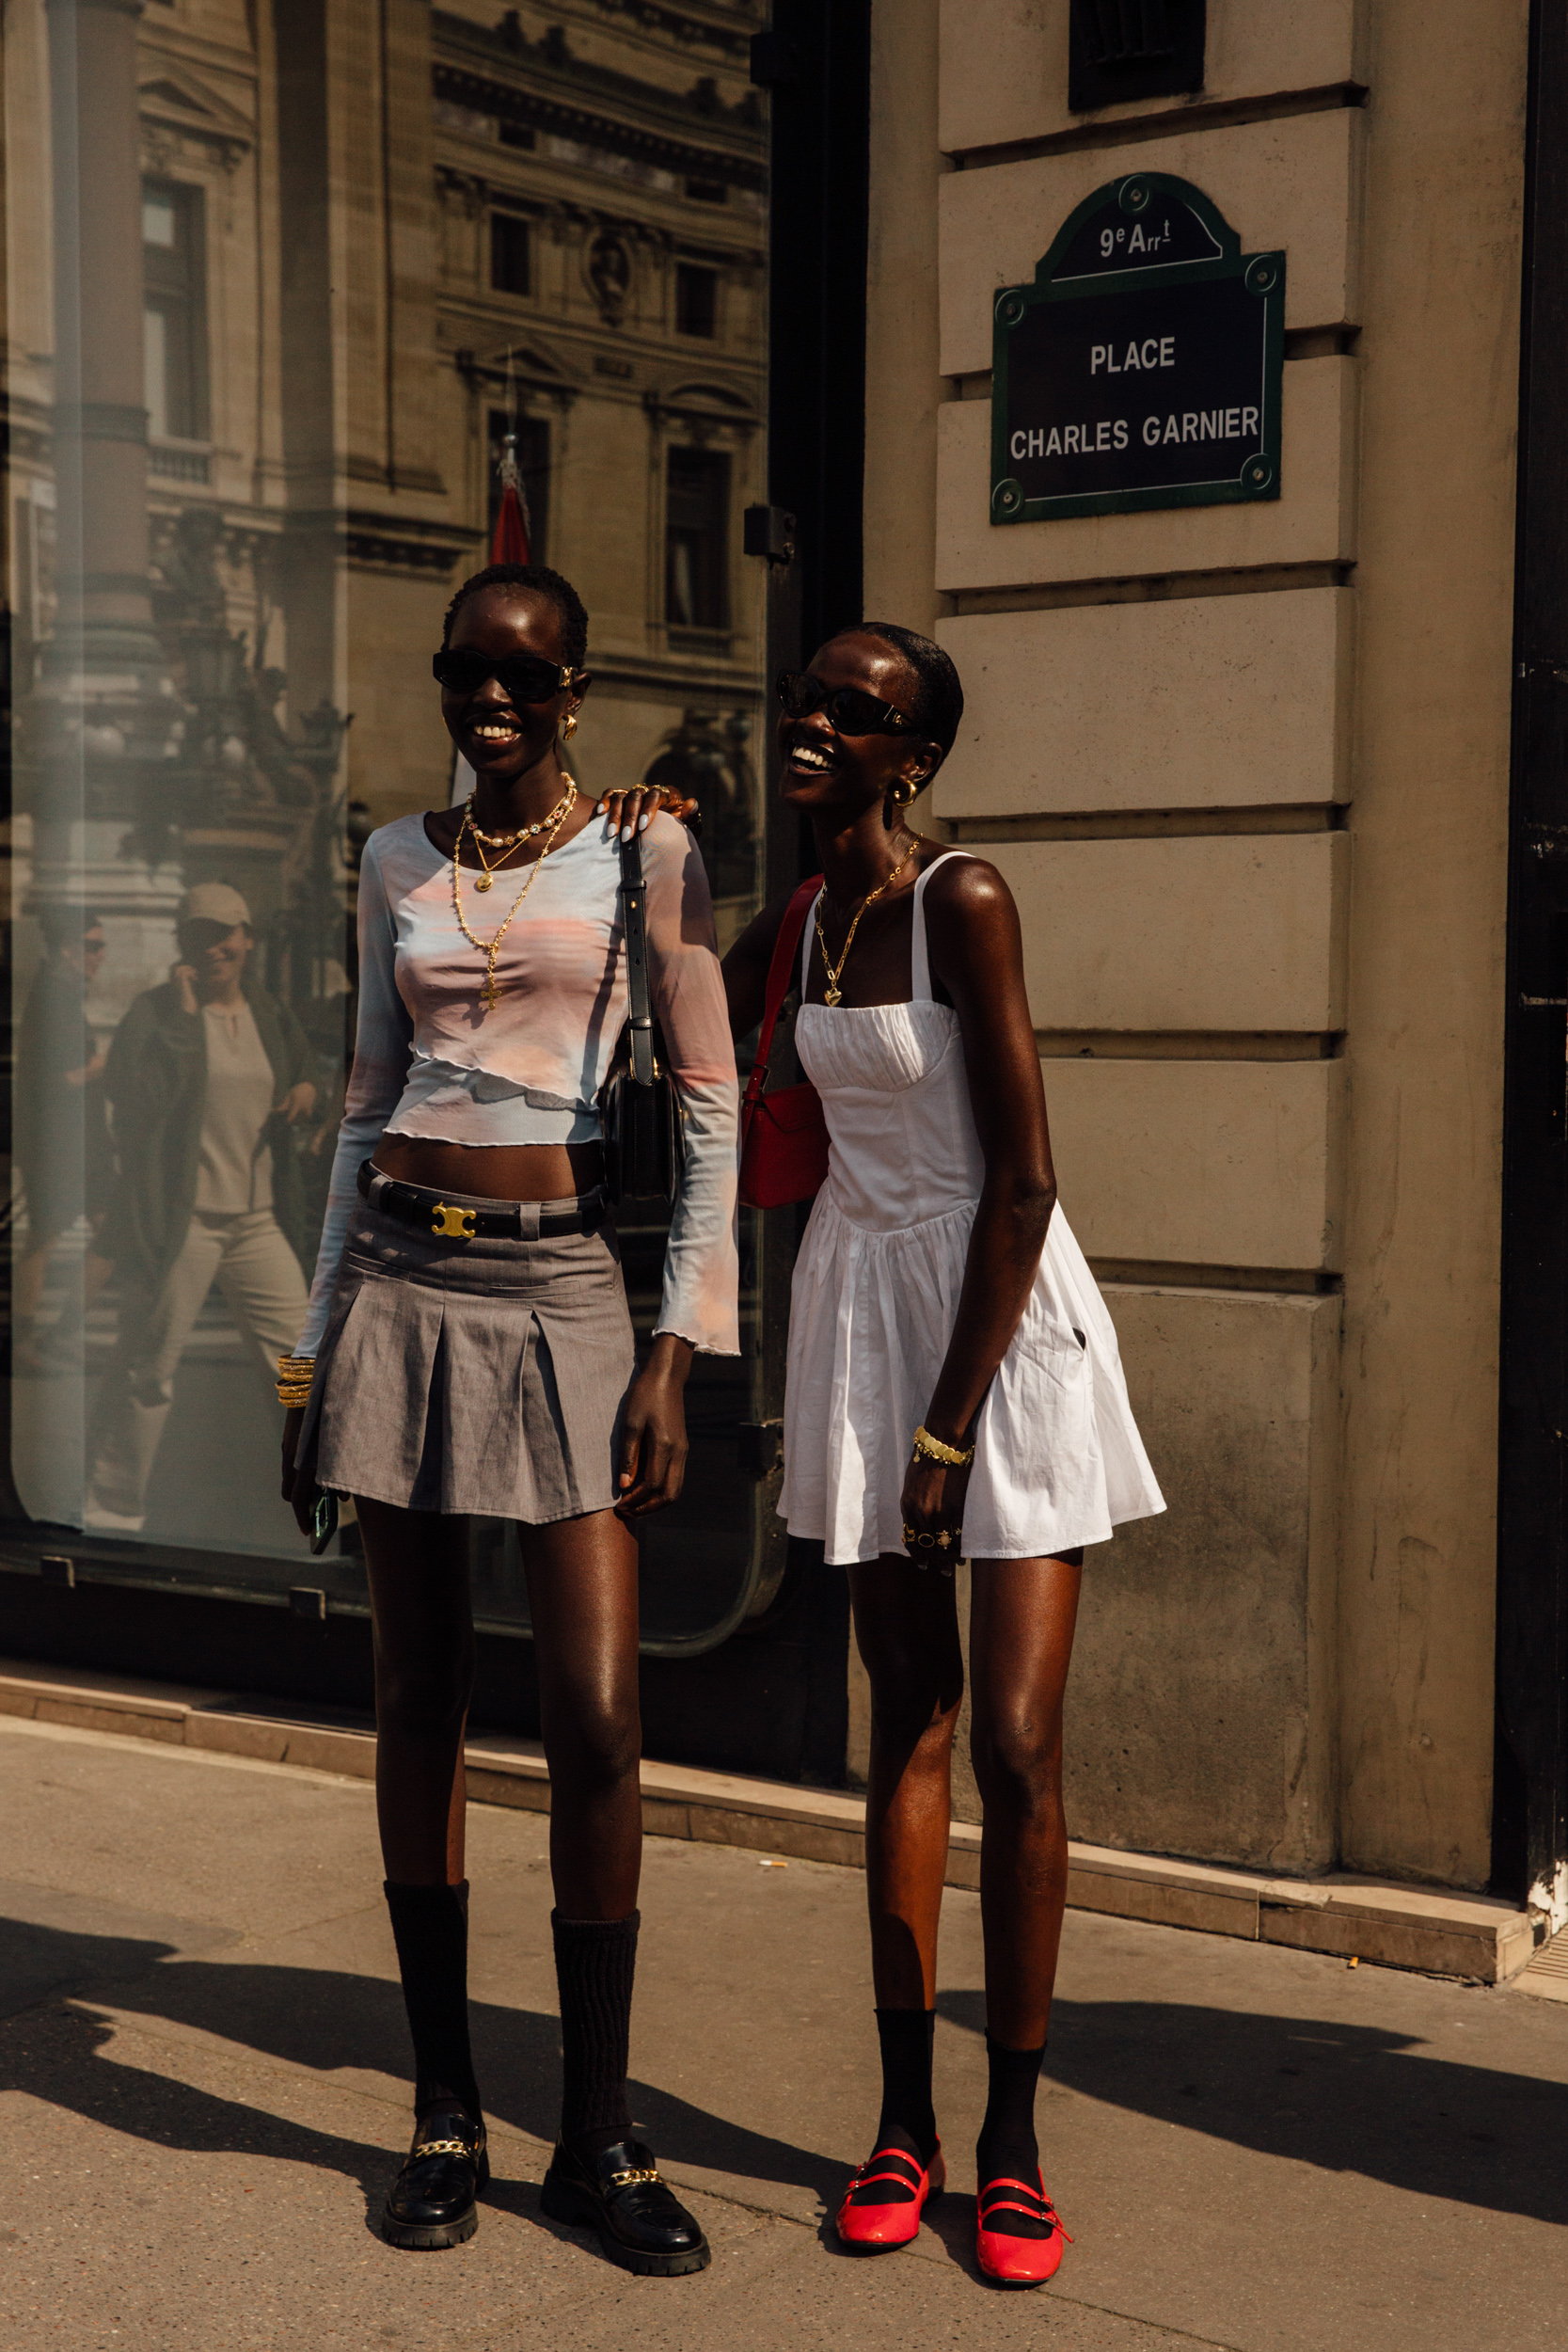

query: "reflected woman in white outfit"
left=721, top=626, right=1164, bottom=2286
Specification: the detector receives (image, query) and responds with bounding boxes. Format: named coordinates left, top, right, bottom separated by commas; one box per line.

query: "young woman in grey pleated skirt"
left=280, top=562, right=739, bottom=2273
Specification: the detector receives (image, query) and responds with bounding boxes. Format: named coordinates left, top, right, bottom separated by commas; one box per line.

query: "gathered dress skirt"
left=780, top=1184, right=1161, bottom=1565
left=299, top=1194, right=637, bottom=1520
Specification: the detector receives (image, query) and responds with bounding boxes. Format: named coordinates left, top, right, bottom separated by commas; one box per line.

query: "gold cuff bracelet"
left=911, top=1423, right=974, bottom=1469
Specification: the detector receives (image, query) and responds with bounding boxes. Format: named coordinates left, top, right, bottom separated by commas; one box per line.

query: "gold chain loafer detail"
left=539, top=2137, right=710, bottom=2277
left=382, top=2110, right=489, bottom=2250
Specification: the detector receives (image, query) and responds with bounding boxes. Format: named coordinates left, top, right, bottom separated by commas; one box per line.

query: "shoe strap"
left=853, top=2146, right=926, bottom=2188
left=978, top=2174, right=1069, bottom=2234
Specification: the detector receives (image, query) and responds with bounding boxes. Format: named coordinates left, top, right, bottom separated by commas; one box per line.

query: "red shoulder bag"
left=738, top=877, right=831, bottom=1209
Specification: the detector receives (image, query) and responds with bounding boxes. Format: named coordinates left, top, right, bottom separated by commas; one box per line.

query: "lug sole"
left=539, top=2174, right=711, bottom=2276
left=380, top=2202, right=479, bottom=2251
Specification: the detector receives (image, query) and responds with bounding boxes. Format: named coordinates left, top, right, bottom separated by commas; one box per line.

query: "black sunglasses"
left=777, top=670, right=914, bottom=737
left=432, top=649, right=579, bottom=702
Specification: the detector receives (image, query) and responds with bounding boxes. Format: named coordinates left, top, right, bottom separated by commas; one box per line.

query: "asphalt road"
left=2, top=1708, right=1565, bottom=2351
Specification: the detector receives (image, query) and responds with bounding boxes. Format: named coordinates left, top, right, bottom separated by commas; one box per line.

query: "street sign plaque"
left=990, top=173, right=1285, bottom=525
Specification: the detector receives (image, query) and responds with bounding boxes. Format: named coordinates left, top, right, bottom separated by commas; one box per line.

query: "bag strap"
left=743, top=877, right=822, bottom=1112
left=619, top=830, right=657, bottom=1087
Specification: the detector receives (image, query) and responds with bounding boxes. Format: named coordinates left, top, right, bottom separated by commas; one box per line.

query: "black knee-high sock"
left=976, top=2033, right=1046, bottom=2194
left=384, top=1881, right=483, bottom=2125
left=551, top=1910, right=639, bottom=2156
left=873, top=2009, right=938, bottom=2166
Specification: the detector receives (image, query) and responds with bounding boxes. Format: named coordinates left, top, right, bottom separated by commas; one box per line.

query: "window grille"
left=1069, top=0, right=1204, bottom=111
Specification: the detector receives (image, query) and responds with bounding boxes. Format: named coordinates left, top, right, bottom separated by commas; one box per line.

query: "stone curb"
left=0, top=1663, right=1533, bottom=1983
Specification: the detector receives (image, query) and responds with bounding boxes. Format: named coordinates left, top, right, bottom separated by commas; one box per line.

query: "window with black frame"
left=666, top=447, right=732, bottom=635
left=142, top=180, right=207, bottom=447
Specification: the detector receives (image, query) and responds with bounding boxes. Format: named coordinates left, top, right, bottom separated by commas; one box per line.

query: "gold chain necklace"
left=469, top=811, right=562, bottom=850
left=464, top=777, right=576, bottom=890
left=452, top=776, right=577, bottom=1012
left=815, top=834, right=919, bottom=1008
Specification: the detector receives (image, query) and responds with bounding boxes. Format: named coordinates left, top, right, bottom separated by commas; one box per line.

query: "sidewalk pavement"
left=2, top=1708, right=1566, bottom=2352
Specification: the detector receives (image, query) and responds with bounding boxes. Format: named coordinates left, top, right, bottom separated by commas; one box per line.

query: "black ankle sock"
left=383, top=1881, right=483, bottom=2125
left=976, top=2033, right=1045, bottom=2195
left=873, top=2008, right=938, bottom=2166
left=551, top=1910, right=639, bottom=2154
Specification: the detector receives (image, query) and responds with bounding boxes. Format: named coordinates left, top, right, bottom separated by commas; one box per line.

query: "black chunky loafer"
left=539, top=2136, right=710, bottom=2277
left=382, top=2110, right=489, bottom=2249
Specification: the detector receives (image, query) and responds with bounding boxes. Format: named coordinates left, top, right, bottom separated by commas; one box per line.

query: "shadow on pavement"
left=938, top=1987, right=1568, bottom=2228
left=0, top=1914, right=843, bottom=2236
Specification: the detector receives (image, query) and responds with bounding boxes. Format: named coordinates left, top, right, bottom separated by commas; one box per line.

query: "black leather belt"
left=357, top=1160, right=607, bottom=1241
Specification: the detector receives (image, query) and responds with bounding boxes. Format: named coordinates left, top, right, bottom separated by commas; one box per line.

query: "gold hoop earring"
left=562, top=712, right=578, bottom=739
left=895, top=779, right=919, bottom=805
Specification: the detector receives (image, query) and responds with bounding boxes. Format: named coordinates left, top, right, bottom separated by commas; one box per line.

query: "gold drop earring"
left=562, top=711, right=578, bottom=739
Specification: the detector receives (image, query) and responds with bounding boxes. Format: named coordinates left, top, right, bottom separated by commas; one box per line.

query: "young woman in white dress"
left=717, top=625, right=1164, bottom=2285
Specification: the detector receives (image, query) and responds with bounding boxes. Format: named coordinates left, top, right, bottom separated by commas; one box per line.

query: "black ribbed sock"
left=873, top=2008, right=938, bottom=2166
left=976, top=2033, right=1046, bottom=2215
left=383, top=1880, right=483, bottom=2125
left=551, top=1909, right=639, bottom=2159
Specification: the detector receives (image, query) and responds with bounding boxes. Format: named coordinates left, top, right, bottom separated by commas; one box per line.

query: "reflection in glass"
left=6, top=0, right=772, bottom=1636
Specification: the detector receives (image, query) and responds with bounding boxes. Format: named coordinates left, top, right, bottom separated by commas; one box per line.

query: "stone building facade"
left=864, top=0, right=1536, bottom=1905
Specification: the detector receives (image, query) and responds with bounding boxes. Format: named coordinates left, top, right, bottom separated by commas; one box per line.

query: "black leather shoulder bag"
left=599, top=830, right=687, bottom=1207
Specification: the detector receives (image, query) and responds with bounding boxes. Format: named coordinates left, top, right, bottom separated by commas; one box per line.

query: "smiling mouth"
left=785, top=739, right=836, bottom=773
left=467, top=717, right=522, bottom=745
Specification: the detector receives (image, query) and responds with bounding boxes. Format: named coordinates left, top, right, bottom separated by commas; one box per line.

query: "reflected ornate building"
left=4, top=0, right=768, bottom=1020
left=0, top=0, right=770, bottom=1552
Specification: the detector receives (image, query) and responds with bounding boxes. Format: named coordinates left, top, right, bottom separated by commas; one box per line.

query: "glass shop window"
left=5, top=0, right=773, bottom=1654
left=675, top=262, right=719, bottom=340
left=489, top=211, right=531, bottom=299
left=142, top=181, right=208, bottom=443
left=665, top=448, right=731, bottom=633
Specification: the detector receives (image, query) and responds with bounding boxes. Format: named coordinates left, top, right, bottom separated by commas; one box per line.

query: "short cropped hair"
left=441, top=563, right=589, bottom=669
left=831, top=622, right=964, bottom=755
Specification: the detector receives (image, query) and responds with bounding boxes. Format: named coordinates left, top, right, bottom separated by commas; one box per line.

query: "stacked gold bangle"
left=277, top=1353, right=315, bottom=1409
left=911, top=1423, right=975, bottom=1469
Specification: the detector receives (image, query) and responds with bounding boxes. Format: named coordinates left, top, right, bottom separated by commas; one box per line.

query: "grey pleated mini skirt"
left=299, top=1192, right=637, bottom=1520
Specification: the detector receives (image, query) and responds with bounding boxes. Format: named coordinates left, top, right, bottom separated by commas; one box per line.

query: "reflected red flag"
left=490, top=480, right=531, bottom=566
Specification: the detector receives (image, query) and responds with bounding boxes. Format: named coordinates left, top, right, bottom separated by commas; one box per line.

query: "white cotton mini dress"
left=779, top=852, right=1165, bottom=1565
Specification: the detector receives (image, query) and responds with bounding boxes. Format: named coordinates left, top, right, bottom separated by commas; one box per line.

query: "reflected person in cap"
left=85, top=882, right=319, bottom=1532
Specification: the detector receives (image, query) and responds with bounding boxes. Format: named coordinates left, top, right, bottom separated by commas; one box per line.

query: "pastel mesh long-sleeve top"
left=295, top=807, right=740, bottom=1357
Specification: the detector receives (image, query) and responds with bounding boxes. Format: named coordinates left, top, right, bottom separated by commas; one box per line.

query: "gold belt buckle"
left=430, top=1201, right=477, bottom=1240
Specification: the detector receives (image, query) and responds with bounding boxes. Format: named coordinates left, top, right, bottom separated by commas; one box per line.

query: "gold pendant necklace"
left=452, top=775, right=577, bottom=1011
left=463, top=777, right=576, bottom=892
left=815, top=834, right=919, bottom=1008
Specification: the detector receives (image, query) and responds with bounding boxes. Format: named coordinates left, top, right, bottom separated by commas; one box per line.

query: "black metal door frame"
left=1496, top=0, right=1568, bottom=1911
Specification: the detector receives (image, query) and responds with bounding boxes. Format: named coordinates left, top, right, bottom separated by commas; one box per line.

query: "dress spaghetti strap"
left=911, top=851, right=973, bottom=1003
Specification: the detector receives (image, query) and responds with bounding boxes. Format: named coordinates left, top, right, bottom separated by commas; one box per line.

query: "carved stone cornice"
left=343, top=511, right=483, bottom=577
left=431, top=31, right=765, bottom=197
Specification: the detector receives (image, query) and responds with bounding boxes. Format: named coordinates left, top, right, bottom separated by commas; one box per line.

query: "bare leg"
left=847, top=1559, right=965, bottom=2007
left=968, top=1553, right=1083, bottom=2046
left=521, top=1507, right=642, bottom=1918
left=358, top=1496, right=475, bottom=1885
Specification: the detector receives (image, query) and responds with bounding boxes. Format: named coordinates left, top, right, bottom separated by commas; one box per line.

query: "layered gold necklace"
left=815, top=832, right=919, bottom=1007
left=452, top=774, right=577, bottom=1013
